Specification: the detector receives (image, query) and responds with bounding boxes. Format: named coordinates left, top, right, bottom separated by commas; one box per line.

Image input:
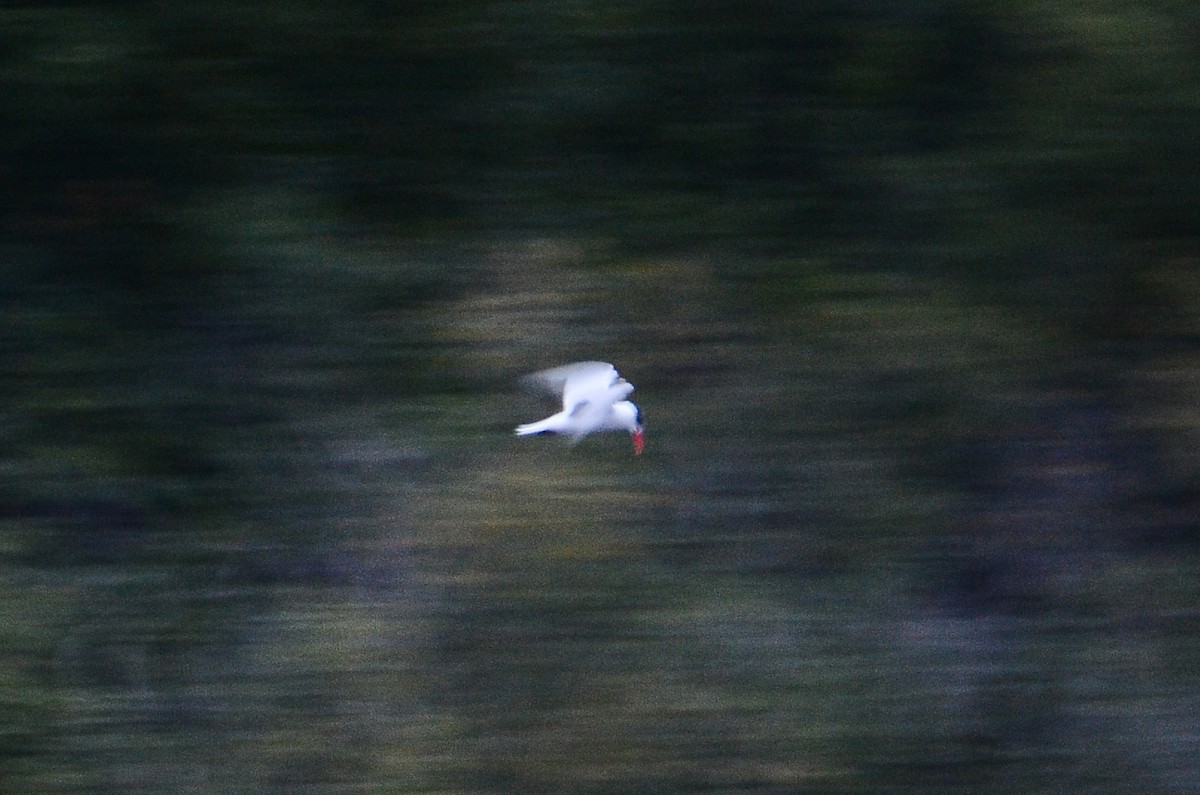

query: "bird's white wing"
left=523, top=361, right=627, bottom=410
left=562, top=364, right=627, bottom=413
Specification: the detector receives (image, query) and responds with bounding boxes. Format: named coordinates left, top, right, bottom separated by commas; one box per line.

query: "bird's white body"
left=515, top=361, right=645, bottom=454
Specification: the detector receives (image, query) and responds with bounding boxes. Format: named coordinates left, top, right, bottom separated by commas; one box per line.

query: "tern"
left=514, top=361, right=645, bottom=455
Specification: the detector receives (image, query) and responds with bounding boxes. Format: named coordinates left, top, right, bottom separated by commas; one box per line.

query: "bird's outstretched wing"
left=522, top=361, right=633, bottom=413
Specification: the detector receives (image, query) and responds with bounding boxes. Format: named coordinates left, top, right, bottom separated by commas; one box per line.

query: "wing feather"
left=522, top=361, right=630, bottom=411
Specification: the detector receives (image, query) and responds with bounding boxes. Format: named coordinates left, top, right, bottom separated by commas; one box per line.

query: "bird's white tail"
left=515, top=418, right=557, bottom=436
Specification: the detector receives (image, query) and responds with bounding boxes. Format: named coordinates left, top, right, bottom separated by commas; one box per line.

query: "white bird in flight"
left=514, top=361, right=645, bottom=455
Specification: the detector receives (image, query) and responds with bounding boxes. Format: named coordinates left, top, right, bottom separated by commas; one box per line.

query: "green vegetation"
left=2, top=2, right=1198, bottom=792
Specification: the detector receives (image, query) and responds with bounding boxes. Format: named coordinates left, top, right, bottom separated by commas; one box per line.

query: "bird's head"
left=630, top=405, right=645, bottom=456
left=614, top=400, right=644, bottom=455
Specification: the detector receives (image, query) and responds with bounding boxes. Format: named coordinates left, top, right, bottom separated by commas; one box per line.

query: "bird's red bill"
left=631, top=428, right=645, bottom=455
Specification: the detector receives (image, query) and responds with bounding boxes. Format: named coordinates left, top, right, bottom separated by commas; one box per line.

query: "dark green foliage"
left=2, top=1, right=1199, bottom=792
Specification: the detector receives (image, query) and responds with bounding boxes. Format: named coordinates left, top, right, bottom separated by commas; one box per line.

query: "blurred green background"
left=3, top=2, right=1199, bottom=792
